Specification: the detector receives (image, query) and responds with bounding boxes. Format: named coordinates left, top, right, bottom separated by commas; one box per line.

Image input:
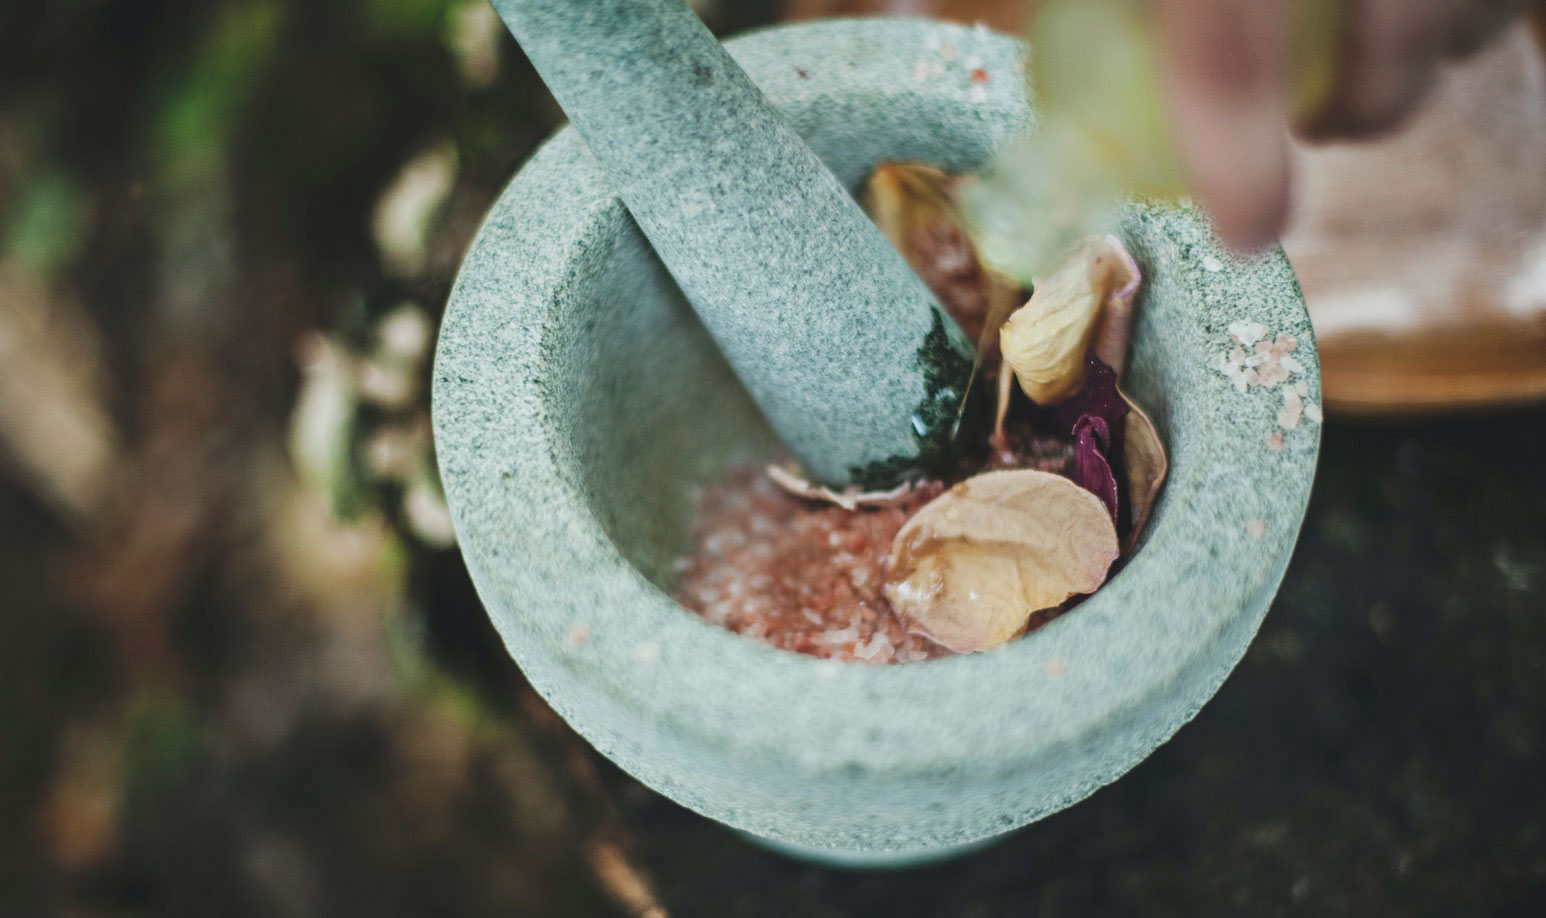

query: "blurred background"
left=2, top=0, right=1544, bottom=915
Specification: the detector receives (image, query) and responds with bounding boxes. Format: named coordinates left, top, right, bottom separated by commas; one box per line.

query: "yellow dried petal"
left=884, top=469, right=1119, bottom=653
left=1120, top=390, right=1168, bottom=553
left=998, top=235, right=1140, bottom=404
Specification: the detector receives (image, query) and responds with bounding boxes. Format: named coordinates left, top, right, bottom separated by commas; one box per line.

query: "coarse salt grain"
left=1279, top=388, right=1304, bottom=430
left=1257, top=362, right=1290, bottom=387
left=1228, top=320, right=1267, bottom=347
left=1304, top=402, right=1323, bottom=425
left=672, top=469, right=948, bottom=663
left=1246, top=518, right=1267, bottom=539
left=1267, top=431, right=1284, bottom=452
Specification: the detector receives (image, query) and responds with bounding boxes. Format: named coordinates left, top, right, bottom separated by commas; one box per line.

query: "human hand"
left=1153, top=0, right=1526, bottom=250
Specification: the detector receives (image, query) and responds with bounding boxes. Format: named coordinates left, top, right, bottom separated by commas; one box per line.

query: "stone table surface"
left=609, top=408, right=1546, bottom=915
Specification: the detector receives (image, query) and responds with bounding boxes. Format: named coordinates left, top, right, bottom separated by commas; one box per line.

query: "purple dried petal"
left=1050, top=351, right=1129, bottom=438
left=1071, top=414, right=1119, bottom=521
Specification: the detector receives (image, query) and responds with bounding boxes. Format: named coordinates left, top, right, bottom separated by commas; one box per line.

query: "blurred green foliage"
left=153, top=1, right=284, bottom=183
left=358, top=0, right=456, bottom=39
left=4, top=166, right=92, bottom=274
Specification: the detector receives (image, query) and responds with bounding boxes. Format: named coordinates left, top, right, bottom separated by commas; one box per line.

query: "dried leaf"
left=884, top=469, right=1119, bottom=652
left=1071, top=414, right=1119, bottom=521
left=999, top=235, right=1140, bottom=404
left=863, top=163, right=1019, bottom=344
left=1120, top=390, right=1167, bottom=551
left=862, top=163, right=1025, bottom=438
left=766, top=464, right=920, bottom=511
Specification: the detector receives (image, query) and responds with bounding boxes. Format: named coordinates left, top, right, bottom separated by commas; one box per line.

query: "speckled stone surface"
left=490, top=0, right=975, bottom=488
left=432, top=19, right=1320, bottom=861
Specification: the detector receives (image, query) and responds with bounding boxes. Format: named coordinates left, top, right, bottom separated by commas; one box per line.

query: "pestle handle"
left=491, top=0, right=975, bottom=488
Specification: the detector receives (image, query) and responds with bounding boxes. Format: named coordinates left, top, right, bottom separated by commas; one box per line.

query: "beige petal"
left=884, top=469, right=1119, bottom=653
left=765, top=464, right=920, bottom=511
left=1089, top=241, right=1142, bottom=376
left=1120, top=390, right=1168, bottom=553
left=999, top=235, right=1141, bottom=404
left=864, top=164, right=1026, bottom=437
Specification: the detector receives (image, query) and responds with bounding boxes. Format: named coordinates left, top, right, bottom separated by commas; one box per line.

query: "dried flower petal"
left=862, top=163, right=1027, bottom=436
left=999, top=235, right=1140, bottom=404
left=765, top=464, right=920, bottom=511
left=884, top=470, right=1119, bottom=652
left=1071, top=414, right=1118, bottom=521
left=1120, top=390, right=1167, bottom=551
left=1050, top=351, right=1128, bottom=437
left=1089, top=244, right=1142, bottom=376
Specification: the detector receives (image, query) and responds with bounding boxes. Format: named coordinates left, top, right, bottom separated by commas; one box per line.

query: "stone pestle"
left=490, top=0, right=976, bottom=489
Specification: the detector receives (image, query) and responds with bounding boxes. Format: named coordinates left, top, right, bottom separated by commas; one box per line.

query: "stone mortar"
left=432, top=18, right=1320, bottom=864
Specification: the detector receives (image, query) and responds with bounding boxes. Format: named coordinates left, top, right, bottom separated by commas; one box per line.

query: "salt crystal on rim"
left=1256, top=363, right=1290, bottom=387
left=1304, top=402, right=1323, bottom=425
left=1213, top=353, right=1250, bottom=392
left=1228, top=320, right=1267, bottom=347
left=1278, top=389, right=1304, bottom=430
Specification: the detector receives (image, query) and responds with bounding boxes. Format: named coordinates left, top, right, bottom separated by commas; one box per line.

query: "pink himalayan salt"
left=675, top=469, right=948, bottom=663
left=675, top=427, right=1078, bottom=664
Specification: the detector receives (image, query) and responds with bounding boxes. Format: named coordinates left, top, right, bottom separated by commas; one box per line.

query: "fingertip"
left=1152, top=0, right=1293, bottom=251
left=1197, top=137, right=1291, bottom=252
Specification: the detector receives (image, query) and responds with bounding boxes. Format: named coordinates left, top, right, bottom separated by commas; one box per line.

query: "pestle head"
left=491, top=0, right=976, bottom=488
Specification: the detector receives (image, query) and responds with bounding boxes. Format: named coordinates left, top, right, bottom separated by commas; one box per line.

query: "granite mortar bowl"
left=432, top=19, right=1320, bottom=865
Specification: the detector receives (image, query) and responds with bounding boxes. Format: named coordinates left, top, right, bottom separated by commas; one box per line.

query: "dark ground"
left=2, top=1, right=1545, bottom=915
